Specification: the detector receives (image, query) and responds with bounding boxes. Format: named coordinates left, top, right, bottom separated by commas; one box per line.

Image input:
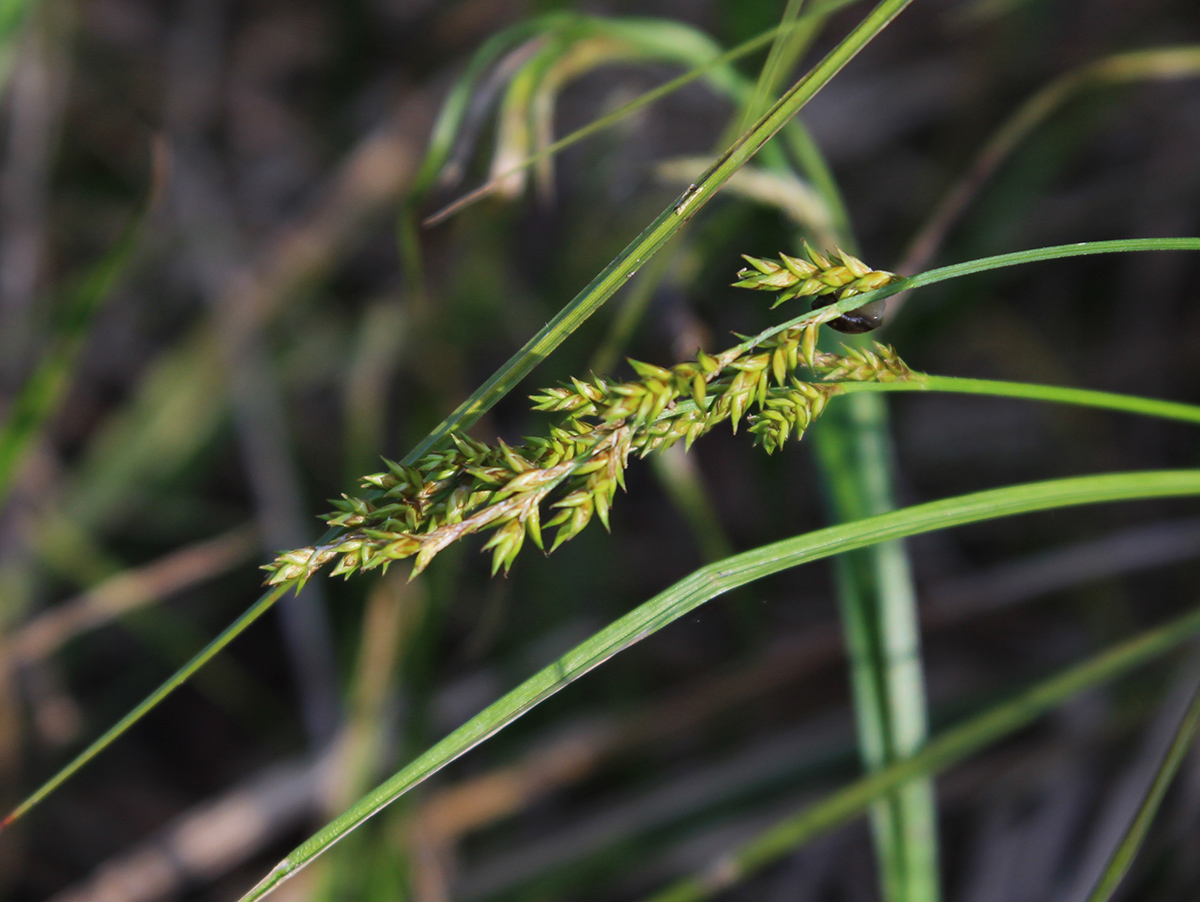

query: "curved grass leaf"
left=837, top=374, right=1200, bottom=426
left=740, top=237, right=1200, bottom=354
left=237, top=469, right=1200, bottom=900
left=642, top=607, right=1200, bottom=902
left=419, top=0, right=864, bottom=226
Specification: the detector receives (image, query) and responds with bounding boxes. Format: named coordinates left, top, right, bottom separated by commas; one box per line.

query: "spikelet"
left=733, top=242, right=898, bottom=308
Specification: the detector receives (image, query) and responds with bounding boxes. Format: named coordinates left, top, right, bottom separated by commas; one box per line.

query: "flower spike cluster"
left=733, top=242, right=898, bottom=307
left=264, top=248, right=915, bottom=588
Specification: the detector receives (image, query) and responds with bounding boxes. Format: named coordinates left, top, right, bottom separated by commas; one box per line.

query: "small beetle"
left=811, top=295, right=886, bottom=334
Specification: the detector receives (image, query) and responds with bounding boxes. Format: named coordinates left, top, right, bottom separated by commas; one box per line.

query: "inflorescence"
left=264, top=248, right=914, bottom=587
left=733, top=243, right=898, bottom=333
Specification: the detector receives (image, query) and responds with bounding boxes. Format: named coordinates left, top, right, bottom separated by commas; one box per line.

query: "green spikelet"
left=733, top=243, right=898, bottom=307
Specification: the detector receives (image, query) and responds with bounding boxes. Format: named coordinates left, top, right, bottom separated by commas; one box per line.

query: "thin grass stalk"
left=834, top=375, right=1200, bottom=424
left=236, top=470, right=1200, bottom=901
left=735, top=238, right=1200, bottom=357
left=642, top=606, right=1200, bottom=902
left=0, top=582, right=292, bottom=829
left=813, top=395, right=938, bottom=902
left=1082, top=670, right=1200, bottom=902
left=739, top=0, right=811, bottom=130
left=420, top=0, right=864, bottom=226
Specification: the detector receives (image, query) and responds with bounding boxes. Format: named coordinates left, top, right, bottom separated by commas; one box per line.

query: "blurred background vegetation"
left=2, top=0, right=1200, bottom=900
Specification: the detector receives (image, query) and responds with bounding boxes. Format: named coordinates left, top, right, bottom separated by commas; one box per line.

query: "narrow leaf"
left=238, top=469, right=1200, bottom=900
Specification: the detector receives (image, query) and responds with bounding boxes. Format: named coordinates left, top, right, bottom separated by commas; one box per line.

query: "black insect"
left=811, top=296, right=886, bottom=334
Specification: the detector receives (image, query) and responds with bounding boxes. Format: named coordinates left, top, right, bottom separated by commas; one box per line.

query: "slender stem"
left=737, top=238, right=1200, bottom=356
left=899, top=46, right=1200, bottom=276
left=0, top=583, right=292, bottom=830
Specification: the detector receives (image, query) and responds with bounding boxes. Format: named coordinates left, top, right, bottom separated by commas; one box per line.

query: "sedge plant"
left=6, top=4, right=1200, bottom=902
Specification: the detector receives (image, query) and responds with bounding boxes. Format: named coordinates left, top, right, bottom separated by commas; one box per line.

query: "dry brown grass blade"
left=3, top=526, right=258, bottom=666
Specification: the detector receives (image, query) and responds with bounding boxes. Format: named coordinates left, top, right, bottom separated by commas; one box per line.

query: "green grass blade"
left=1082, top=674, right=1200, bottom=902
left=740, top=0, right=812, bottom=130
left=237, top=469, right=1200, bottom=901
left=813, top=393, right=938, bottom=902
left=422, top=25, right=781, bottom=226
left=408, top=13, right=573, bottom=200
left=0, top=154, right=158, bottom=506
left=738, top=237, right=1200, bottom=354
left=836, top=374, right=1200, bottom=425
left=642, top=606, right=1200, bottom=902
left=401, top=0, right=916, bottom=465
left=789, top=76, right=934, bottom=897
left=421, top=0, right=864, bottom=226
left=0, top=0, right=38, bottom=85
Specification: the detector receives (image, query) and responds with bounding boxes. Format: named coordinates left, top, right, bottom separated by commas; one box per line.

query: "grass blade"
left=421, top=0, right=864, bottom=226
left=0, top=0, right=37, bottom=85
left=813, top=394, right=938, bottom=902
left=642, top=607, right=1200, bottom=902
left=792, top=90, right=935, bottom=899
left=237, top=469, right=1200, bottom=900
left=739, top=237, right=1200, bottom=353
left=836, top=374, right=1200, bottom=425
left=1082, top=673, right=1200, bottom=902
left=740, top=0, right=812, bottom=130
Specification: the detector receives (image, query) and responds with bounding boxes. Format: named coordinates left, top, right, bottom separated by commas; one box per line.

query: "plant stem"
left=814, top=393, right=938, bottom=902
left=0, top=583, right=292, bottom=830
